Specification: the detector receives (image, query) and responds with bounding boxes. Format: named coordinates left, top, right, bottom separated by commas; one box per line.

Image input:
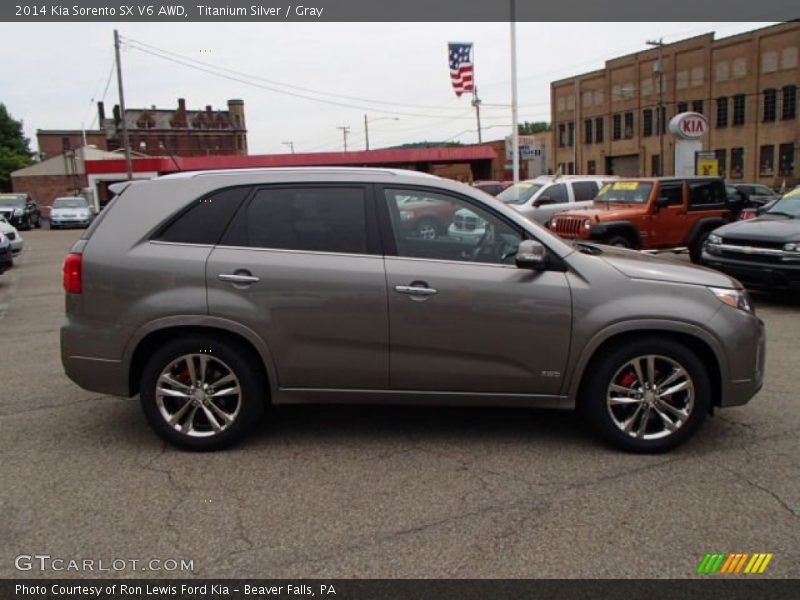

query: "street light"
left=364, top=115, right=399, bottom=151
left=647, top=38, right=665, bottom=176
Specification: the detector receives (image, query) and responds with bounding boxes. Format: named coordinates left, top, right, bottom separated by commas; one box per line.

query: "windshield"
left=53, top=197, right=88, bottom=209
left=497, top=183, right=545, bottom=205
left=766, top=189, right=800, bottom=218
left=595, top=181, right=653, bottom=204
left=0, top=195, right=25, bottom=208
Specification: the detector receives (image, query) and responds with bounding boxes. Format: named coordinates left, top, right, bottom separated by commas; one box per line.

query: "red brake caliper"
left=619, top=372, right=637, bottom=389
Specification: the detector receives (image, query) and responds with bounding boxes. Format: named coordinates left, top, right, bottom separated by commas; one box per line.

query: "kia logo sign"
left=669, top=112, right=709, bottom=139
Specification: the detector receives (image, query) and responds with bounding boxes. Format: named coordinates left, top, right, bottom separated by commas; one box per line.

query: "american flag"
left=448, top=42, right=475, bottom=97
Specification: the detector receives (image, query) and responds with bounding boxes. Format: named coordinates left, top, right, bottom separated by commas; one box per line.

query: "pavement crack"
left=719, top=465, right=799, bottom=518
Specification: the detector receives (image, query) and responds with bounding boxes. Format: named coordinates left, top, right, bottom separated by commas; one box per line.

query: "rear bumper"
left=61, top=320, right=131, bottom=397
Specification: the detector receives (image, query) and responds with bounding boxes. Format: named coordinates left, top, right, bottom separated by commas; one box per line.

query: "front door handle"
left=394, top=284, right=438, bottom=296
left=218, top=273, right=260, bottom=285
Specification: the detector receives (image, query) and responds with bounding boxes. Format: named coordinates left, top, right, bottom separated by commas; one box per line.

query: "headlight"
left=707, top=233, right=722, bottom=245
left=783, top=242, right=799, bottom=252
left=399, top=210, right=414, bottom=221
left=709, top=287, right=753, bottom=313
left=550, top=218, right=558, bottom=229
left=583, top=219, right=591, bottom=230
left=13, top=208, right=23, bottom=216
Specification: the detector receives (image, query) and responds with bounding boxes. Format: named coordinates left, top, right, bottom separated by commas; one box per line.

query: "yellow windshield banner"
left=612, top=182, right=639, bottom=191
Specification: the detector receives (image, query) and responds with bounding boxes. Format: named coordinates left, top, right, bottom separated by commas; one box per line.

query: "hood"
left=0, top=220, right=16, bottom=234
left=52, top=206, right=91, bottom=214
left=597, top=245, right=739, bottom=288
left=555, top=202, right=644, bottom=222
left=713, top=215, right=800, bottom=243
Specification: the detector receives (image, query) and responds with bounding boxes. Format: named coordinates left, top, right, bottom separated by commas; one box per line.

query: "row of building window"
left=557, top=87, right=798, bottom=147
left=559, top=144, right=794, bottom=178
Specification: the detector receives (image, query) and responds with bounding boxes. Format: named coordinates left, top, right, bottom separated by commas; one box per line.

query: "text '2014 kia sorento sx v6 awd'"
left=61, top=168, right=765, bottom=453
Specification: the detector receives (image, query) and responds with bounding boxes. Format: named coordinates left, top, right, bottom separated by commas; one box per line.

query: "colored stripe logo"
left=697, top=552, right=773, bottom=574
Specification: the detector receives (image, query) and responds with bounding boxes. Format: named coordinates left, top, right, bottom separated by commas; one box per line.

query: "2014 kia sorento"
left=61, top=168, right=765, bottom=452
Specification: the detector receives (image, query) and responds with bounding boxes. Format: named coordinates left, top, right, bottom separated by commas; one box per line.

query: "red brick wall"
left=37, top=132, right=108, bottom=159
left=11, top=174, right=88, bottom=216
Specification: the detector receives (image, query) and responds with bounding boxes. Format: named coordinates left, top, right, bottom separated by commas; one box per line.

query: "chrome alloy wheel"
left=155, top=354, right=242, bottom=438
left=606, top=354, right=695, bottom=441
left=415, top=222, right=438, bottom=240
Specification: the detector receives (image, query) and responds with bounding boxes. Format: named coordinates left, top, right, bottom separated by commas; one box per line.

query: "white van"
left=497, top=175, right=617, bottom=224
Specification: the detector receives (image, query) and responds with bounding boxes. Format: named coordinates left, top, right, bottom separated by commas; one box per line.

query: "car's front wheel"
left=140, top=336, right=266, bottom=450
left=580, top=338, right=710, bottom=453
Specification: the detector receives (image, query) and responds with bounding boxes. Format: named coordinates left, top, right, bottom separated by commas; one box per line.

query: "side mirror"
left=515, top=240, right=547, bottom=270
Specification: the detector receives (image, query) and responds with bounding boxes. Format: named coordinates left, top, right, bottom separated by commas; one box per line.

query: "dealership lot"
left=0, top=229, right=798, bottom=578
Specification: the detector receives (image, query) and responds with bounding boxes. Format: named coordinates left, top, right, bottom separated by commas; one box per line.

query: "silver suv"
left=61, top=168, right=765, bottom=453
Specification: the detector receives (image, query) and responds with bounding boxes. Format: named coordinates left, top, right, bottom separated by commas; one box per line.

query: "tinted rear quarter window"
left=572, top=181, right=599, bottom=201
left=155, top=186, right=250, bottom=244
left=688, top=180, right=726, bottom=210
left=222, top=186, right=369, bottom=254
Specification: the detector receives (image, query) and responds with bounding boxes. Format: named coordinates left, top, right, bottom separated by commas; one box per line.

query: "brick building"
left=551, top=22, right=799, bottom=187
left=36, top=98, right=248, bottom=159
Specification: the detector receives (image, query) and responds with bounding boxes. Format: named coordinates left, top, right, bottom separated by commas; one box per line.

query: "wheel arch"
left=125, top=317, right=277, bottom=399
left=568, top=323, right=726, bottom=410
left=591, top=221, right=642, bottom=247
left=686, top=217, right=727, bottom=247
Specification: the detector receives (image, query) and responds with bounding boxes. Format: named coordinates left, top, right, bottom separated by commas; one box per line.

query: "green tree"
left=518, top=121, right=550, bottom=135
left=0, top=104, right=34, bottom=192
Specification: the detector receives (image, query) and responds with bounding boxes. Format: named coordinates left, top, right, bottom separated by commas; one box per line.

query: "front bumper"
left=0, top=247, right=13, bottom=273
left=51, top=218, right=92, bottom=228
left=701, top=249, right=800, bottom=290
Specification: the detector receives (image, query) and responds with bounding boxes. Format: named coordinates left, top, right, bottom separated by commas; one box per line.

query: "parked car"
left=472, top=180, right=513, bottom=196
left=498, top=175, right=617, bottom=225
left=549, top=177, right=743, bottom=263
left=729, top=183, right=781, bottom=207
left=0, top=232, right=12, bottom=275
left=61, top=168, right=764, bottom=453
left=50, top=196, right=94, bottom=229
left=0, top=193, right=40, bottom=230
left=396, top=194, right=459, bottom=240
left=0, top=216, right=24, bottom=255
left=738, top=197, right=780, bottom=221
left=702, top=187, right=800, bottom=290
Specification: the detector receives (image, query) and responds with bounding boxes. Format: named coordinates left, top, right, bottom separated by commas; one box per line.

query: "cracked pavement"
left=0, top=229, right=797, bottom=579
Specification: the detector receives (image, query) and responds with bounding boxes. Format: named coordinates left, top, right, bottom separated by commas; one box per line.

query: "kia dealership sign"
left=669, top=112, right=709, bottom=139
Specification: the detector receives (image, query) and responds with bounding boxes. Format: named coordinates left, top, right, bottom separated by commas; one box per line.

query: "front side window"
left=658, top=182, right=684, bottom=206
left=221, top=187, right=368, bottom=254
left=384, top=189, right=522, bottom=266
left=156, top=187, right=250, bottom=245
left=541, top=183, right=568, bottom=203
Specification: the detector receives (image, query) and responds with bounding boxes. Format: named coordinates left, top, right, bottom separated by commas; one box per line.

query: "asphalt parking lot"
left=1, top=228, right=798, bottom=579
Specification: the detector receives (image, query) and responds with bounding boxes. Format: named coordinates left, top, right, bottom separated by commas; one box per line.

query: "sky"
left=0, top=21, right=777, bottom=156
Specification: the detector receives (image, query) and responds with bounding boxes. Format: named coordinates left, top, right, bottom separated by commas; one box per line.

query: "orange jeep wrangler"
left=548, top=177, right=742, bottom=263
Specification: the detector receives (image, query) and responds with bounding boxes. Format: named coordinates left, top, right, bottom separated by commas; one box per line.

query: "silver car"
left=61, top=168, right=765, bottom=452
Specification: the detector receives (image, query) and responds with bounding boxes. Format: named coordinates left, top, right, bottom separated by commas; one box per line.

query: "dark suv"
left=0, top=193, right=41, bottom=230
left=61, top=168, right=764, bottom=453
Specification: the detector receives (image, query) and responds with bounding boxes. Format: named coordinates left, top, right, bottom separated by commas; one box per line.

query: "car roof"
left=157, top=167, right=440, bottom=181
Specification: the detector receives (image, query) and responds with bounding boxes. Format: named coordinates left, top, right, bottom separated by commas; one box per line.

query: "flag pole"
left=472, top=87, right=483, bottom=144
left=510, top=1, right=519, bottom=184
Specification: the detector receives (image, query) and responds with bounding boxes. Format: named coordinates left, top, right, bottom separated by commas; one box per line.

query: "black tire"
left=20, top=217, right=32, bottom=231
left=34, top=216, right=41, bottom=229
left=413, top=217, right=443, bottom=240
left=140, top=336, right=266, bottom=450
left=605, top=235, right=633, bottom=248
left=579, top=337, right=710, bottom=453
left=689, top=230, right=711, bottom=264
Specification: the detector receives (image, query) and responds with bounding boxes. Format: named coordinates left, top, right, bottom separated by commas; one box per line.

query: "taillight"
left=738, top=209, right=757, bottom=220
left=63, top=253, right=82, bottom=294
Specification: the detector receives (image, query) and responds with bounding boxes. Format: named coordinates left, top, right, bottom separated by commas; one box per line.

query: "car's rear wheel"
left=140, top=336, right=266, bottom=450
left=580, top=338, right=710, bottom=453
left=690, top=230, right=711, bottom=264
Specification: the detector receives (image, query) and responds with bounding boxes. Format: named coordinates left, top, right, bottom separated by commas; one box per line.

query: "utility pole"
left=337, top=126, right=351, bottom=152
left=364, top=114, right=370, bottom=151
left=282, top=141, right=295, bottom=153
left=114, top=29, right=133, bottom=181
left=472, top=88, right=483, bottom=143
left=510, top=0, right=519, bottom=183
left=647, top=38, right=665, bottom=176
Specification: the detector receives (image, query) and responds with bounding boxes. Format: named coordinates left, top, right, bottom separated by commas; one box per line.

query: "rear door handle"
left=394, top=285, right=437, bottom=296
left=218, top=273, right=260, bottom=284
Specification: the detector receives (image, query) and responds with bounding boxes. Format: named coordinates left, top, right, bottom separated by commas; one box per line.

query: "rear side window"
left=156, top=187, right=250, bottom=244
left=543, top=183, right=568, bottom=202
left=688, top=180, right=726, bottom=210
left=222, top=186, right=368, bottom=254
left=658, top=182, right=684, bottom=206
left=572, top=181, right=599, bottom=201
